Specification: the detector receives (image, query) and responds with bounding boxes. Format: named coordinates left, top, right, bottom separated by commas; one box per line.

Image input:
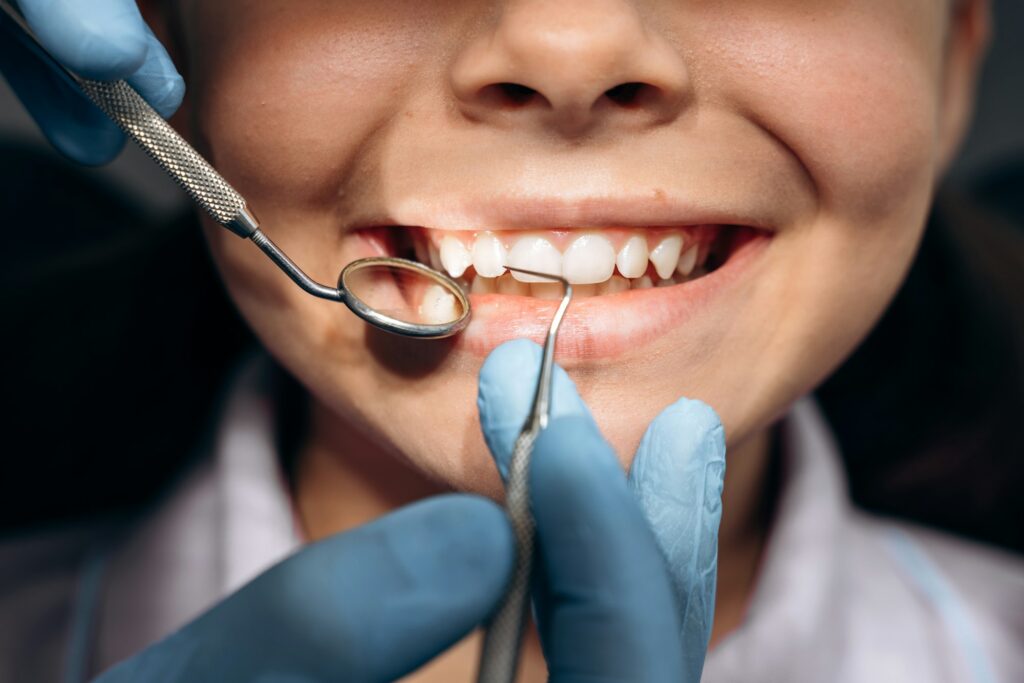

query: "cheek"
left=697, top=3, right=944, bottom=222
left=180, top=2, right=443, bottom=211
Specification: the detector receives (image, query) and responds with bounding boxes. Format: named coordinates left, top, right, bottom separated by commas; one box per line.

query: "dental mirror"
left=0, top=0, right=471, bottom=339
left=339, top=257, right=470, bottom=336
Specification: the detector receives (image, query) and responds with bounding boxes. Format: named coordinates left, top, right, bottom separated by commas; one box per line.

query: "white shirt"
left=1, top=355, right=1022, bottom=682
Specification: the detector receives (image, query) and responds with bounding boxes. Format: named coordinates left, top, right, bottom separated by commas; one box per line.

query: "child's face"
left=161, top=0, right=985, bottom=493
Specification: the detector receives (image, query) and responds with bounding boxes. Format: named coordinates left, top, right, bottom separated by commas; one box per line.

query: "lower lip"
left=452, top=230, right=771, bottom=359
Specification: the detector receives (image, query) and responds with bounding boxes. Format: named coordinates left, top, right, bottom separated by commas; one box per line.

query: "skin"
left=141, top=0, right=989, bottom=679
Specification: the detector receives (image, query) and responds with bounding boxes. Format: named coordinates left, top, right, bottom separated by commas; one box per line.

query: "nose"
left=450, top=0, right=690, bottom=136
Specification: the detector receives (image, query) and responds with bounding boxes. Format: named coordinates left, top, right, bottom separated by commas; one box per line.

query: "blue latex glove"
left=95, top=496, right=515, bottom=682
left=0, top=0, right=184, bottom=165
left=479, top=339, right=726, bottom=682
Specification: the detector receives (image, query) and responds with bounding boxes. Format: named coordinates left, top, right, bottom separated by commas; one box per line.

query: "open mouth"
left=352, top=223, right=769, bottom=356
left=360, top=225, right=752, bottom=294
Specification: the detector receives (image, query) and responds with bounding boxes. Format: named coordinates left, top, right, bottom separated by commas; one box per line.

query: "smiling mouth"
left=350, top=222, right=770, bottom=357
left=359, top=224, right=756, bottom=296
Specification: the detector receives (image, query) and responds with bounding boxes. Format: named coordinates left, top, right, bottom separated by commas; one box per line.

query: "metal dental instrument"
left=477, top=267, right=573, bottom=683
left=0, top=0, right=469, bottom=339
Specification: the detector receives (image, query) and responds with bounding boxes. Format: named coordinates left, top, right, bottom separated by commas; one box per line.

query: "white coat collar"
left=94, top=355, right=302, bottom=673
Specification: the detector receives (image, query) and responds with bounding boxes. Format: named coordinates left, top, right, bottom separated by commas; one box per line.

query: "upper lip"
left=373, top=194, right=780, bottom=233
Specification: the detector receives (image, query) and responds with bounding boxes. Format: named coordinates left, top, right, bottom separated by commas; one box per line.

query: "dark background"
left=1, top=3, right=1022, bottom=544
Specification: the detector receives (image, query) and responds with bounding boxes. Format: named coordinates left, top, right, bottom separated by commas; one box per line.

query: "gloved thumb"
left=477, top=339, right=595, bottom=481
left=628, top=398, right=726, bottom=679
left=95, top=495, right=513, bottom=683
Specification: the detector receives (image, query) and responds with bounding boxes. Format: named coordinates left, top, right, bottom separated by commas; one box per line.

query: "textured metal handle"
left=477, top=429, right=538, bottom=683
left=78, top=79, right=257, bottom=237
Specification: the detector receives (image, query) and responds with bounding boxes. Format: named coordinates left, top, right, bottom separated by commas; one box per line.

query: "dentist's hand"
left=95, top=338, right=724, bottom=683
left=0, top=0, right=184, bottom=164
left=94, top=496, right=515, bottom=683
left=479, top=339, right=726, bottom=682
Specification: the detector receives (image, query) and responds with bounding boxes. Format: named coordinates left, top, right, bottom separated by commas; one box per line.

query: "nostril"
left=500, top=82, right=537, bottom=105
left=478, top=82, right=544, bottom=108
left=604, top=82, right=648, bottom=107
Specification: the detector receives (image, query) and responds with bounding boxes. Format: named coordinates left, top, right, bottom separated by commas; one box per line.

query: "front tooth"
left=573, top=284, right=599, bottom=298
left=507, top=235, right=562, bottom=283
left=562, top=233, right=616, bottom=284
left=649, top=235, right=683, bottom=280
left=428, top=243, right=442, bottom=271
left=676, top=244, right=698, bottom=277
left=472, top=232, right=507, bottom=277
left=616, top=235, right=649, bottom=279
left=439, top=236, right=472, bottom=278
left=418, top=284, right=459, bottom=324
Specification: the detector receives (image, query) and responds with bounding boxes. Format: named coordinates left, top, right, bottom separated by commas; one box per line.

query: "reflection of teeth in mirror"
left=418, top=284, right=459, bottom=324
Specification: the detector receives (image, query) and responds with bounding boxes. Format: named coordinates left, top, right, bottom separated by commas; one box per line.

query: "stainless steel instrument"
left=477, top=267, right=573, bottom=683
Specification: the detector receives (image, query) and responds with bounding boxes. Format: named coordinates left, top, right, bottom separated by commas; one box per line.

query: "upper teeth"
left=430, top=230, right=704, bottom=286
left=562, top=234, right=617, bottom=284
left=470, top=232, right=507, bottom=278
left=649, top=234, right=683, bottom=280
left=616, top=235, right=649, bottom=279
left=439, top=236, right=472, bottom=278
left=507, top=236, right=562, bottom=283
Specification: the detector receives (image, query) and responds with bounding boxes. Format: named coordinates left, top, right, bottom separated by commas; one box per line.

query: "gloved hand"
left=95, top=339, right=720, bottom=682
left=479, top=339, right=726, bottom=682
left=0, top=0, right=184, bottom=164
left=95, top=496, right=515, bottom=682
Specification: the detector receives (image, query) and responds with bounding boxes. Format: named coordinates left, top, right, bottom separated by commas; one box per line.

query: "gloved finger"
left=18, top=0, right=150, bottom=80
left=0, top=5, right=125, bottom=164
left=11, top=0, right=184, bottom=162
left=477, top=338, right=594, bottom=481
left=124, top=23, right=185, bottom=118
left=530, top=416, right=685, bottom=682
left=19, top=0, right=184, bottom=113
left=96, top=495, right=514, bottom=683
left=628, top=398, right=725, bottom=679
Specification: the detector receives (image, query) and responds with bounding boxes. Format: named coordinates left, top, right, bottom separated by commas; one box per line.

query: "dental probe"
left=476, top=268, right=573, bottom=683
